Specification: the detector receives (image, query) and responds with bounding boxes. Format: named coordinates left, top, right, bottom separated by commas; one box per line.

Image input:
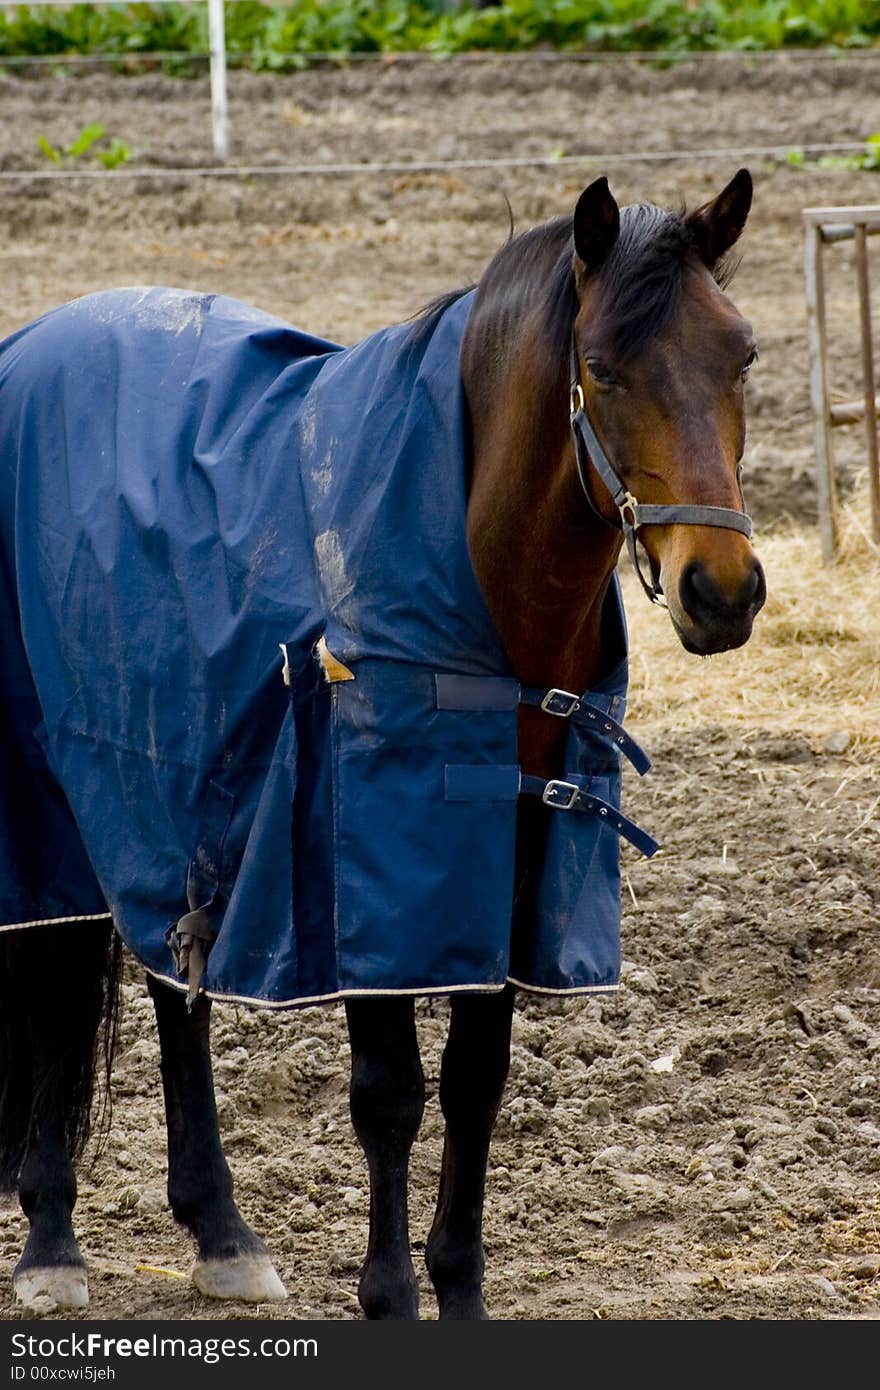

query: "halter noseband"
left=568, top=337, right=753, bottom=606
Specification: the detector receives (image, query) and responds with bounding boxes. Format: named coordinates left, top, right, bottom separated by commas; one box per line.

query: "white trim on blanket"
left=506, top=975, right=619, bottom=996
left=145, top=966, right=619, bottom=1009
left=0, top=911, right=113, bottom=933
left=144, top=967, right=510, bottom=1009
left=0, top=918, right=619, bottom=1004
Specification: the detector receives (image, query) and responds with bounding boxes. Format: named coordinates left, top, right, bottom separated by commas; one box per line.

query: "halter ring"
left=619, top=492, right=639, bottom=530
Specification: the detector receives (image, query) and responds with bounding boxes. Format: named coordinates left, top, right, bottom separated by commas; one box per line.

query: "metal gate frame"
left=803, top=204, right=880, bottom=562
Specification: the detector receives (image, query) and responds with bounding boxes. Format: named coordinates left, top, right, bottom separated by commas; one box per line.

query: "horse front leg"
left=425, top=983, right=515, bottom=1320
left=147, top=975, right=285, bottom=1302
left=345, top=997, right=425, bottom=1320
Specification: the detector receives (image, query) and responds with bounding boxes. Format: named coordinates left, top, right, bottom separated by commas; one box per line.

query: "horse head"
left=571, top=170, right=766, bottom=655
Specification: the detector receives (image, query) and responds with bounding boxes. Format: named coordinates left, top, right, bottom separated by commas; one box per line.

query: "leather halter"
left=568, top=338, right=753, bottom=606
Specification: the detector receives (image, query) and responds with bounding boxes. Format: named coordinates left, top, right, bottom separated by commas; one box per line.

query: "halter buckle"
left=540, top=688, right=581, bottom=718
left=619, top=492, right=640, bottom=529
left=570, top=382, right=584, bottom=417
left=542, top=779, right=581, bottom=811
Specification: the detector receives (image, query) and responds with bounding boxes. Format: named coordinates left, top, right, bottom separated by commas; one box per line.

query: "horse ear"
left=688, top=168, right=753, bottom=268
left=572, top=177, right=620, bottom=276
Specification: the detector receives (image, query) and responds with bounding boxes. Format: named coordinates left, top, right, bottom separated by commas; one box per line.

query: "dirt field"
left=1, top=54, right=879, bottom=1322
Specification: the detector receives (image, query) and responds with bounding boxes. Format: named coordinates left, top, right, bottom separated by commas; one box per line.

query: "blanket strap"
left=519, top=774, right=658, bottom=857
left=519, top=686, right=651, bottom=775
left=169, top=907, right=216, bottom=1010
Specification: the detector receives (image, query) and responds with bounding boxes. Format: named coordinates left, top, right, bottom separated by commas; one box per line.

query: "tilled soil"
left=0, top=55, right=879, bottom=1321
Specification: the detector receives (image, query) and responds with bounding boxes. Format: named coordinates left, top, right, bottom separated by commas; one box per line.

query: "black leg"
left=147, top=975, right=285, bottom=1302
left=425, top=984, right=515, bottom=1320
left=1, top=922, right=119, bottom=1311
left=14, top=1021, right=89, bottom=1309
left=345, top=997, right=425, bottom=1320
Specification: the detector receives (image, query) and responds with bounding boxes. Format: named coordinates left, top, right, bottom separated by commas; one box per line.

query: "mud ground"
left=1, top=55, right=879, bottom=1321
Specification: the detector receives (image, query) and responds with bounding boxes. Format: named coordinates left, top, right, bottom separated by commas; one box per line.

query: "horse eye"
left=586, top=358, right=619, bottom=387
left=740, top=348, right=758, bottom=382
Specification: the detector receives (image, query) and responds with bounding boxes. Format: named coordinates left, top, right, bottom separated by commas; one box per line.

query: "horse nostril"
left=731, top=560, right=766, bottom=616
left=679, top=561, right=721, bottom=620
left=746, top=560, right=767, bottom=613
left=740, top=566, right=758, bottom=606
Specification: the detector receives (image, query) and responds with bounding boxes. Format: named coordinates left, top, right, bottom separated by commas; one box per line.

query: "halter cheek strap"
left=568, top=338, right=753, bottom=606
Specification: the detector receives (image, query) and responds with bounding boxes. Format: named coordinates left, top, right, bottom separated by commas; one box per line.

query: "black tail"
left=0, top=921, right=121, bottom=1193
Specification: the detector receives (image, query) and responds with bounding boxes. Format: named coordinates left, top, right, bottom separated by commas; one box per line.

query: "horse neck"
left=463, top=313, right=623, bottom=774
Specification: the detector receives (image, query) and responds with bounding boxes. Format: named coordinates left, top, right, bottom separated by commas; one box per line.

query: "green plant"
left=37, top=123, right=132, bottom=167
left=96, top=137, right=132, bottom=169
left=859, top=131, right=880, bottom=169
left=36, top=135, right=61, bottom=163
left=786, top=131, right=880, bottom=171
left=3, top=3, right=880, bottom=65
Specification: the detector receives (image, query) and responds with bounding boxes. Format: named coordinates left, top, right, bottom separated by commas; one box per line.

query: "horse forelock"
left=587, top=201, right=743, bottom=364
left=456, top=199, right=739, bottom=374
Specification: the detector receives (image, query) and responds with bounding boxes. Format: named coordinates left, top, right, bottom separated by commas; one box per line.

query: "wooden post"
left=854, top=224, right=880, bottom=544
left=804, top=218, right=838, bottom=563
left=207, top=0, right=228, bottom=162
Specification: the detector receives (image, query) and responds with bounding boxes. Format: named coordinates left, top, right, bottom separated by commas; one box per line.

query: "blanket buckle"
left=540, top=688, right=581, bottom=717
left=542, top=779, right=581, bottom=811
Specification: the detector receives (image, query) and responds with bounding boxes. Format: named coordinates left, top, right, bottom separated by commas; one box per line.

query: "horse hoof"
left=13, top=1266, right=89, bottom=1311
left=192, top=1255, right=286, bottom=1303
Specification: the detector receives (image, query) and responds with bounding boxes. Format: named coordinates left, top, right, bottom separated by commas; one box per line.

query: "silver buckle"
left=619, top=491, right=640, bottom=530
left=540, top=688, right=580, bottom=718
left=542, top=780, right=581, bottom=811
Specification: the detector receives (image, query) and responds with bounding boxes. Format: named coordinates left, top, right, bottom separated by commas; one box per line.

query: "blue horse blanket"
left=0, top=287, right=652, bottom=1007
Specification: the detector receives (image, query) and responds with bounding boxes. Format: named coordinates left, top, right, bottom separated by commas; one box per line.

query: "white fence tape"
left=0, top=141, right=868, bottom=184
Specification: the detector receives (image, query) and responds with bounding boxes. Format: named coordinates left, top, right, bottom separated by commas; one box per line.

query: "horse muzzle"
left=668, top=554, right=767, bottom=655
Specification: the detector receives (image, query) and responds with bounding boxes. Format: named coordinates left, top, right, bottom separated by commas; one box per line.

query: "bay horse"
left=0, top=170, right=764, bottom=1319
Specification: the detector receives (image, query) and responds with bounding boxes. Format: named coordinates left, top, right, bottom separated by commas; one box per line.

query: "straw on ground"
left=624, top=480, right=880, bottom=753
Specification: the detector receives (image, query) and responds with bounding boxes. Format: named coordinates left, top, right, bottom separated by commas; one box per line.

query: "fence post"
left=207, top=0, right=228, bottom=161
left=804, top=217, right=838, bottom=563
left=854, top=224, right=880, bottom=544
